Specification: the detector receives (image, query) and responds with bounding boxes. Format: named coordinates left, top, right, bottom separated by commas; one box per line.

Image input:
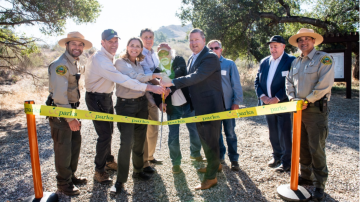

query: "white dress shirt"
left=260, top=52, right=284, bottom=100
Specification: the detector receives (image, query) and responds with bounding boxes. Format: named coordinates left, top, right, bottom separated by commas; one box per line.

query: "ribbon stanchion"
left=277, top=100, right=311, bottom=201
left=23, top=100, right=58, bottom=202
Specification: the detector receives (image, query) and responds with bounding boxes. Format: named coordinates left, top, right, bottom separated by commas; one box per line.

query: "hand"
left=152, top=73, right=162, bottom=80
left=159, top=103, right=167, bottom=112
left=231, top=104, right=239, bottom=110
left=260, top=96, right=270, bottom=104
left=146, top=85, right=165, bottom=94
left=164, top=88, right=171, bottom=99
left=302, top=100, right=308, bottom=110
left=68, top=119, right=81, bottom=131
left=268, top=97, right=279, bottom=104
left=160, top=79, right=174, bottom=87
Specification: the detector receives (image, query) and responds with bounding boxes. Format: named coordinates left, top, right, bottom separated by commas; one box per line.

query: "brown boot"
left=71, top=175, right=87, bottom=185
left=195, top=178, right=218, bottom=190
left=94, top=171, right=112, bottom=184
left=105, top=161, right=118, bottom=171
left=197, top=164, right=222, bottom=173
left=57, top=183, right=80, bottom=196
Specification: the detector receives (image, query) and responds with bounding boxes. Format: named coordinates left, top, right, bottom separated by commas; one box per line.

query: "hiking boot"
left=94, top=170, right=112, bottom=184
left=110, top=181, right=123, bottom=194
left=57, top=183, right=80, bottom=196
left=132, top=172, right=151, bottom=181
left=172, top=165, right=182, bottom=174
left=231, top=161, right=240, bottom=171
left=312, top=188, right=325, bottom=201
left=71, top=175, right=87, bottom=185
left=105, top=161, right=118, bottom=171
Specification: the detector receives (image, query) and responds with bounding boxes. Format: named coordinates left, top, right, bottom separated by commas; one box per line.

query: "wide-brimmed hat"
left=58, top=31, right=92, bottom=50
left=288, top=28, right=323, bottom=47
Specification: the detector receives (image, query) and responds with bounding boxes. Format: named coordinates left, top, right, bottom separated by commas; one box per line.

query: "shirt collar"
left=143, top=48, right=154, bottom=55
left=219, top=55, right=224, bottom=62
left=192, top=46, right=205, bottom=58
left=270, top=51, right=284, bottom=63
left=101, top=46, right=115, bottom=60
left=306, top=48, right=317, bottom=60
left=64, top=50, right=78, bottom=65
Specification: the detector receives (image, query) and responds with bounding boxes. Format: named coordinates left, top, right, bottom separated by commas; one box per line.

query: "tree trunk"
left=352, top=42, right=359, bottom=80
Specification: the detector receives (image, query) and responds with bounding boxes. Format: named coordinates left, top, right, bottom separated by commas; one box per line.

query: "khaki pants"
left=143, top=102, right=159, bottom=167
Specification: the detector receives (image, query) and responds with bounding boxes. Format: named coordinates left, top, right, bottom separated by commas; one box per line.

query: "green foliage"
left=177, top=0, right=359, bottom=62
left=0, top=0, right=101, bottom=77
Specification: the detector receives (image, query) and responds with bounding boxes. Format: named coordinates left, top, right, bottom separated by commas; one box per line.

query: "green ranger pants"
left=300, top=105, right=329, bottom=189
left=49, top=117, right=81, bottom=186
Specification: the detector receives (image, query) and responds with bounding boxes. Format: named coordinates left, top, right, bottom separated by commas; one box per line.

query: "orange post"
left=25, top=100, right=43, bottom=199
left=290, top=109, right=302, bottom=190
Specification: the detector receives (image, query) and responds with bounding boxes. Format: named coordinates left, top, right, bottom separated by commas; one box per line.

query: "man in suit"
left=254, top=35, right=296, bottom=172
left=161, top=28, right=225, bottom=190
left=153, top=43, right=205, bottom=174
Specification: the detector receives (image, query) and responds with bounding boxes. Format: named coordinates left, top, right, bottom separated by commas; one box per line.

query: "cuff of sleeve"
left=233, top=100, right=241, bottom=105
left=145, top=73, right=153, bottom=81
left=287, top=94, right=295, bottom=101
left=260, top=94, right=265, bottom=98
left=139, top=83, right=148, bottom=92
left=305, top=94, right=317, bottom=103
left=66, top=118, right=74, bottom=122
left=275, top=96, right=280, bottom=101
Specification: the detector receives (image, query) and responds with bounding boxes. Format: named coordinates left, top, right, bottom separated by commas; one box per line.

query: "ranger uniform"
left=47, top=31, right=92, bottom=196
left=286, top=28, right=335, bottom=201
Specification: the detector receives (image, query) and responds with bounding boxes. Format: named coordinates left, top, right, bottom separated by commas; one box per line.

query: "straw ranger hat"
left=288, top=28, right=323, bottom=47
left=58, top=31, right=92, bottom=50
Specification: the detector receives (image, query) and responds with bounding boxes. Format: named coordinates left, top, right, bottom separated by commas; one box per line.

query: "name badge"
left=282, top=71, right=289, bottom=77
left=221, top=70, right=227, bottom=75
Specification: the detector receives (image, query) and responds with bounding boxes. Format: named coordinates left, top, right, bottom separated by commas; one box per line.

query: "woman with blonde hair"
left=111, top=37, right=164, bottom=194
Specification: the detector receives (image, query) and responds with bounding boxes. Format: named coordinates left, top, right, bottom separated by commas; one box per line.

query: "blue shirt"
left=187, top=47, right=204, bottom=73
left=140, top=48, right=159, bottom=74
left=219, top=56, right=243, bottom=109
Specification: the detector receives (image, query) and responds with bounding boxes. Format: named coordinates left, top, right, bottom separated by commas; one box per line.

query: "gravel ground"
left=0, top=90, right=358, bottom=202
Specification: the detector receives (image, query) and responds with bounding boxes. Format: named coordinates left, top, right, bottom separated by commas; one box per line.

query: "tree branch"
left=278, top=0, right=291, bottom=16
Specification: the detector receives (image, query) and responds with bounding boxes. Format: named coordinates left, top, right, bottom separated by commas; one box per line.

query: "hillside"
left=155, top=24, right=192, bottom=40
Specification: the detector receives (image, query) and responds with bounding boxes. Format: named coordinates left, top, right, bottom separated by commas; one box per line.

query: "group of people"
left=46, top=26, right=334, bottom=201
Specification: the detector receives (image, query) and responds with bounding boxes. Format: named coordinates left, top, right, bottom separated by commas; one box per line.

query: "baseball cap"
left=102, top=29, right=120, bottom=41
left=266, top=35, right=286, bottom=45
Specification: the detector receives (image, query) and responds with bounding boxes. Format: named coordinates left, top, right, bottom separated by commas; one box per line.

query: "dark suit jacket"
left=254, top=52, right=296, bottom=106
left=172, top=46, right=225, bottom=115
left=154, top=56, right=193, bottom=115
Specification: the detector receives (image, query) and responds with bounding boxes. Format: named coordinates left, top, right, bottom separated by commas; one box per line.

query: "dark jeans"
left=265, top=112, right=292, bottom=167
left=115, top=97, right=148, bottom=183
left=219, top=116, right=239, bottom=162
left=49, top=117, right=81, bottom=186
left=196, top=120, right=221, bottom=180
left=85, top=92, right=114, bottom=173
left=167, top=103, right=202, bottom=166
left=300, top=106, right=329, bottom=189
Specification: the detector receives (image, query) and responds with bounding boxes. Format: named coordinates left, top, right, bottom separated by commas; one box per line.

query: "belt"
left=308, top=101, right=320, bottom=107
left=70, top=102, right=80, bottom=108
left=118, top=95, right=147, bottom=102
left=86, top=91, right=113, bottom=97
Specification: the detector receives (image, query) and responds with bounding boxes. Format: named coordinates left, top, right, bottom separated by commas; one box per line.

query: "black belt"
left=86, top=91, right=113, bottom=97
left=70, top=102, right=80, bottom=108
left=118, top=95, right=147, bottom=102
left=308, top=101, right=320, bottom=107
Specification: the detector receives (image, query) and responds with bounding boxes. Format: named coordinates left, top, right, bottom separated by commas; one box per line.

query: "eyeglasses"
left=209, top=47, right=220, bottom=50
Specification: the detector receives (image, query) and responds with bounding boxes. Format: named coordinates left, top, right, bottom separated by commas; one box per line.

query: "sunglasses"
left=209, top=47, right=220, bottom=50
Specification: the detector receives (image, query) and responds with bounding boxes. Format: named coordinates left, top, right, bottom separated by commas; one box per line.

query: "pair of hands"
left=68, top=119, right=81, bottom=131
left=147, top=74, right=173, bottom=95
left=261, top=96, right=279, bottom=105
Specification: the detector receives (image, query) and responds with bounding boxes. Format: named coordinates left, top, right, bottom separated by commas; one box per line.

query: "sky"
left=13, top=0, right=185, bottom=53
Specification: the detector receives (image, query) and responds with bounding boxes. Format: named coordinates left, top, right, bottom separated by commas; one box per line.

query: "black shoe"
left=149, top=158, right=163, bottom=164
left=71, top=175, right=88, bottom=185
left=298, top=176, right=313, bottom=186
left=312, top=188, right=324, bottom=201
left=143, top=166, right=155, bottom=173
left=110, top=181, right=123, bottom=194
left=268, top=158, right=281, bottom=168
left=231, top=161, right=240, bottom=171
left=274, top=164, right=290, bottom=172
left=132, top=172, right=151, bottom=181
left=220, top=159, right=226, bottom=164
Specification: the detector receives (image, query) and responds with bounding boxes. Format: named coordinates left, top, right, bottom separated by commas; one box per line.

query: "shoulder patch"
left=321, top=56, right=332, bottom=65
left=55, top=65, right=68, bottom=76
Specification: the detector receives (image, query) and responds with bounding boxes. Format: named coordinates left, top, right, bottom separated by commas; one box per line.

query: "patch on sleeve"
left=55, top=65, right=67, bottom=76
left=321, top=56, right=332, bottom=65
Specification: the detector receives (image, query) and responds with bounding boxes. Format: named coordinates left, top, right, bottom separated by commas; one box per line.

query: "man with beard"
left=46, top=31, right=92, bottom=196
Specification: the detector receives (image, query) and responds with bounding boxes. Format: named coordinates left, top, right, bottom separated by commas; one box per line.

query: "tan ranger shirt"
left=85, top=47, right=147, bottom=94
left=114, top=58, right=153, bottom=98
left=48, top=51, right=83, bottom=122
left=286, top=48, right=335, bottom=103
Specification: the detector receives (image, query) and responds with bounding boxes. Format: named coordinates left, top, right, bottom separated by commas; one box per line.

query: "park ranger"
left=46, top=31, right=92, bottom=196
left=286, top=28, right=335, bottom=202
